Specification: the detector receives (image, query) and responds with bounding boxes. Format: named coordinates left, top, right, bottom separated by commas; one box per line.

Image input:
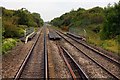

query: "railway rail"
left=11, top=26, right=119, bottom=79
left=14, top=27, right=48, bottom=79
left=43, top=26, right=48, bottom=79
left=56, top=30, right=120, bottom=79
left=57, top=30, right=120, bottom=66
left=57, top=42, right=89, bottom=80
left=66, top=32, right=120, bottom=65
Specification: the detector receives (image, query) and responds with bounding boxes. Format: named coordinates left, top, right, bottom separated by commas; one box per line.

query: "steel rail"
left=66, top=33, right=120, bottom=66
left=61, top=47, right=89, bottom=80
left=14, top=28, right=42, bottom=80
left=57, top=42, right=89, bottom=80
left=57, top=42, right=77, bottom=79
left=56, top=31, right=119, bottom=79
left=43, top=26, right=48, bottom=79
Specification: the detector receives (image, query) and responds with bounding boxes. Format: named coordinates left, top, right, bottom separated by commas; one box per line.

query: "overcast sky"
left=0, top=0, right=119, bottom=21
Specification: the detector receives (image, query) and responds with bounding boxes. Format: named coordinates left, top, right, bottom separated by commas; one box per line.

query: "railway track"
left=57, top=42, right=89, bottom=79
left=66, top=32, right=120, bottom=65
left=14, top=27, right=48, bottom=79
left=56, top=30, right=120, bottom=79
left=43, top=26, right=48, bottom=79
left=12, top=26, right=119, bottom=79
left=48, top=28, right=89, bottom=79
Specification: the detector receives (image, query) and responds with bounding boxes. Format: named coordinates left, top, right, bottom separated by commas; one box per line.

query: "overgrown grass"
left=2, top=38, right=20, bottom=54
left=69, top=25, right=119, bottom=55
left=52, top=25, right=119, bottom=55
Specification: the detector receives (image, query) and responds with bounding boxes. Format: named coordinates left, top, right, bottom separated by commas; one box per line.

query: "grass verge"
left=71, top=25, right=119, bottom=55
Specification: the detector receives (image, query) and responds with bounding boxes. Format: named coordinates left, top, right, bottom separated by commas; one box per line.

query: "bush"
left=2, top=38, right=18, bottom=54
left=2, top=7, right=43, bottom=39
left=101, top=2, right=120, bottom=39
left=3, top=21, right=24, bottom=38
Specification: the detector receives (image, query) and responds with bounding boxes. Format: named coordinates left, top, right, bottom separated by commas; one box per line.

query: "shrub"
left=3, top=21, right=24, bottom=38
left=2, top=38, right=18, bottom=54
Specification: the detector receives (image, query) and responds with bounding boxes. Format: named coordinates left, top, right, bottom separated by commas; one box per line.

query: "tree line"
left=2, top=7, right=44, bottom=38
left=51, top=1, right=120, bottom=40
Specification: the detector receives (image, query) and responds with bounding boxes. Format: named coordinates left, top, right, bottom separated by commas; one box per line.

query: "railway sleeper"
left=67, top=32, right=86, bottom=41
left=48, top=31, right=61, bottom=40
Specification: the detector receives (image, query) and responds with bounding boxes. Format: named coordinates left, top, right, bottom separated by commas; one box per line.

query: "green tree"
left=16, top=9, right=30, bottom=26
left=101, top=1, right=120, bottom=39
left=2, top=7, right=44, bottom=38
left=32, top=13, right=43, bottom=27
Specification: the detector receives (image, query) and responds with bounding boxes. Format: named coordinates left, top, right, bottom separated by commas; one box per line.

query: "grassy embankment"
left=2, top=7, right=43, bottom=54
left=78, top=25, right=119, bottom=54
left=51, top=25, right=119, bottom=55
left=2, top=27, right=39, bottom=55
left=50, top=3, right=120, bottom=55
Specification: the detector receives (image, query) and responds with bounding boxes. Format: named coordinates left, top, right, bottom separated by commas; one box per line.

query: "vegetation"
left=101, top=2, right=120, bottom=40
left=2, top=38, right=19, bottom=54
left=2, top=7, right=44, bottom=54
left=2, top=7, right=43, bottom=38
left=0, top=8, right=2, bottom=55
left=51, top=7, right=104, bottom=31
left=51, top=1, right=120, bottom=54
